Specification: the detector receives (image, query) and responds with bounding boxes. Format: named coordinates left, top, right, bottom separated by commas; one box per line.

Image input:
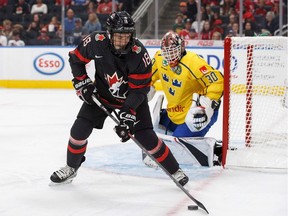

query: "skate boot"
left=50, top=165, right=77, bottom=184
left=172, top=169, right=189, bottom=186
left=50, top=156, right=86, bottom=185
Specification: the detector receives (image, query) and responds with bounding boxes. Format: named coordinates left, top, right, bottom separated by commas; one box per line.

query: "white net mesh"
left=224, top=37, right=288, bottom=170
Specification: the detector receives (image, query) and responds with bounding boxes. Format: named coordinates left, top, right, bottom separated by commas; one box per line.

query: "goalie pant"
left=66, top=100, right=184, bottom=175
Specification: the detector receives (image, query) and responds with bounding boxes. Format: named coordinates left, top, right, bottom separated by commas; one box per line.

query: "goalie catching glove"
left=114, top=106, right=137, bottom=142
left=72, top=75, right=96, bottom=104
left=185, top=93, right=219, bottom=132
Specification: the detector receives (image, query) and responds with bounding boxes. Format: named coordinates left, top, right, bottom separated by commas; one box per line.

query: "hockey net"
left=222, top=37, right=288, bottom=170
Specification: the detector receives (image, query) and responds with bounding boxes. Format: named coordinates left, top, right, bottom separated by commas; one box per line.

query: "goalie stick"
left=92, top=95, right=209, bottom=214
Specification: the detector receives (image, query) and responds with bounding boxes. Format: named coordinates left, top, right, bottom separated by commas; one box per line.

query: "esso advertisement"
left=34, top=53, right=65, bottom=75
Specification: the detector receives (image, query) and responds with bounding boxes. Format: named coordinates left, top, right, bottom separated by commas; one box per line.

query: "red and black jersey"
left=69, top=31, right=152, bottom=111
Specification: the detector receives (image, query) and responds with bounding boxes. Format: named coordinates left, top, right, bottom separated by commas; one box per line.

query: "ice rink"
left=0, top=89, right=287, bottom=216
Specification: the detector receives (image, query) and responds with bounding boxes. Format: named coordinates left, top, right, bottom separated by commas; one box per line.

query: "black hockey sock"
left=150, top=140, right=179, bottom=174
left=67, top=140, right=87, bottom=169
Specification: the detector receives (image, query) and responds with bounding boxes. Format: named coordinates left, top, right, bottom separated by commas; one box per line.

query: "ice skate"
left=172, top=169, right=189, bottom=186
left=50, top=165, right=77, bottom=185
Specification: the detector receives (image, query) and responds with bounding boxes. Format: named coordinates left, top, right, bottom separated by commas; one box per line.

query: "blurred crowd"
left=172, top=0, right=287, bottom=40
left=0, top=0, right=287, bottom=46
left=0, top=0, right=139, bottom=46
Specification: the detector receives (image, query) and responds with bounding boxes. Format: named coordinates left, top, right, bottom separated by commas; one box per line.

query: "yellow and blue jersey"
left=151, top=50, right=224, bottom=125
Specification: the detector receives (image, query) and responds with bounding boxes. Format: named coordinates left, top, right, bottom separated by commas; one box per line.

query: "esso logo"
left=34, top=53, right=64, bottom=75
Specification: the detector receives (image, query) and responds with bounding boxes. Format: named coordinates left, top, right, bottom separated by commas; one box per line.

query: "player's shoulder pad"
left=90, top=31, right=109, bottom=43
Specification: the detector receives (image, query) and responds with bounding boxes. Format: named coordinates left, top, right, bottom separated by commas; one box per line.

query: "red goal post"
left=222, top=37, right=288, bottom=170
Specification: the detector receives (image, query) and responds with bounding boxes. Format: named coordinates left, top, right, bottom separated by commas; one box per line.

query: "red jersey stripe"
left=128, top=82, right=150, bottom=89
left=72, top=49, right=90, bottom=63
left=128, top=73, right=151, bottom=80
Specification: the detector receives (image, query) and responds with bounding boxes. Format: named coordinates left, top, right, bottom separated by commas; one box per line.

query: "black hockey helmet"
left=106, top=11, right=136, bottom=55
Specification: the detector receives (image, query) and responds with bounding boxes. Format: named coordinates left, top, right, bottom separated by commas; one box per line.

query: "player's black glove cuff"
left=114, top=106, right=136, bottom=142
left=72, top=75, right=96, bottom=105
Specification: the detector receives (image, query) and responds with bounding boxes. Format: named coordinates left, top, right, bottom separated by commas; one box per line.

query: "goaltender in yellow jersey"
left=150, top=32, right=224, bottom=138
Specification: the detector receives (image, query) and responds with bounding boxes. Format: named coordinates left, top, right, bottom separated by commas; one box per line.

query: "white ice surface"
left=0, top=89, right=287, bottom=216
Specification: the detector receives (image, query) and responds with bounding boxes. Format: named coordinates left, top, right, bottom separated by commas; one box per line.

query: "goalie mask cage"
left=223, top=37, right=288, bottom=170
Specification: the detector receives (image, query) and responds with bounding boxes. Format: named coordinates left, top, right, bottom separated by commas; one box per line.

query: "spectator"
left=211, top=19, right=224, bottom=36
left=86, top=1, right=97, bottom=14
left=172, top=13, right=185, bottom=34
left=71, top=0, right=89, bottom=6
left=54, top=24, right=63, bottom=39
left=236, top=0, right=255, bottom=14
left=225, top=22, right=240, bottom=37
left=226, top=14, right=237, bottom=30
left=244, top=21, right=256, bottom=36
left=83, top=12, right=102, bottom=34
left=264, top=11, right=279, bottom=35
left=8, top=30, right=25, bottom=46
left=47, top=15, right=61, bottom=36
left=64, top=8, right=77, bottom=36
left=0, top=0, right=8, bottom=8
left=71, top=18, right=85, bottom=45
left=231, top=22, right=240, bottom=36
left=24, top=21, right=40, bottom=40
left=96, top=0, right=117, bottom=14
left=31, top=13, right=43, bottom=30
left=186, top=0, right=197, bottom=20
left=243, top=11, right=255, bottom=23
left=13, top=23, right=25, bottom=37
left=13, top=0, right=30, bottom=15
left=191, top=16, right=205, bottom=33
left=187, top=28, right=198, bottom=39
left=200, top=20, right=213, bottom=40
left=36, top=27, right=50, bottom=42
left=212, top=31, right=222, bottom=40
left=255, top=0, right=267, bottom=16
left=30, top=0, right=48, bottom=14
left=221, top=0, right=235, bottom=16
left=226, top=29, right=235, bottom=37
left=0, top=30, right=8, bottom=46
left=178, top=18, right=192, bottom=39
left=178, top=1, right=194, bottom=20
left=1, top=19, right=13, bottom=41
left=199, top=5, right=209, bottom=21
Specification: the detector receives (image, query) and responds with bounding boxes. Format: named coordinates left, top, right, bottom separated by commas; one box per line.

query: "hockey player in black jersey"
left=50, top=11, right=189, bottom=186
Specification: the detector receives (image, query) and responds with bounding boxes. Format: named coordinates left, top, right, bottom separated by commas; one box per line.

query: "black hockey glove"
left=72, top=75, right=96, bottom=105
left=114, top=106, right=136, bottom=142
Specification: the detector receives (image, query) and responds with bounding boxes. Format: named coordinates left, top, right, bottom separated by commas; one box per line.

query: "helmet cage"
left=106, top=11, right=136, bottom=55
left=160, top=32, right=184, bottom=68
left=161, top=44, right=182, bottom=68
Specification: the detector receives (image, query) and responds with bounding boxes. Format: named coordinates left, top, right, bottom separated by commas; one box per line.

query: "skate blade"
left=48, top=178, right=74, bottom=186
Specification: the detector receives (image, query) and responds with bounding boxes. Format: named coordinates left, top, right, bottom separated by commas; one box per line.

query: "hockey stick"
left=92, top=95, right=209, bottom=214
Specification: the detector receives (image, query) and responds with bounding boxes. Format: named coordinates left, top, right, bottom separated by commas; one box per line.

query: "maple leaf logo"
left=95, top=34, right=105, bottom=41
left=132, top=45, right=141, bottom=54
left=105, top=72, right=127, bottom=99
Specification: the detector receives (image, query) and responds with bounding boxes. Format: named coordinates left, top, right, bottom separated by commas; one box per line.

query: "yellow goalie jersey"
left=151, top=50, right=224, bottom=125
